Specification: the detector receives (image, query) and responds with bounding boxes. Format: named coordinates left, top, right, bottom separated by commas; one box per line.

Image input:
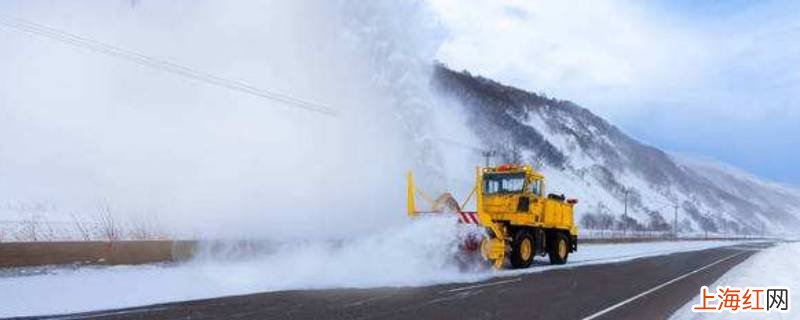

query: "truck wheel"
left=548, top=232, right=569, bottom=265
left=510, top=230, right=535, bottom=269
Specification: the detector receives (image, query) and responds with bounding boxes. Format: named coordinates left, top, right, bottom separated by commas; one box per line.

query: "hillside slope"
left=433, top=65, right=800, bottom=235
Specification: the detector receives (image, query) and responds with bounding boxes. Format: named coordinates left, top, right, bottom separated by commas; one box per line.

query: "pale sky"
left=1, top=0, right=798, bottom=187
left=429, top=0, right=800, bottom=185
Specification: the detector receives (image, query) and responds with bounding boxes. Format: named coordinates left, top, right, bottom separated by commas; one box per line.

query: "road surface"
left=29, top=242, right=774, bottom=320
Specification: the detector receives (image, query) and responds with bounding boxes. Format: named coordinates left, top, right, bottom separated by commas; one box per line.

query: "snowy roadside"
left=0, top=239, right=753, bottom=318
left=671, top=241, right=798, bottom=319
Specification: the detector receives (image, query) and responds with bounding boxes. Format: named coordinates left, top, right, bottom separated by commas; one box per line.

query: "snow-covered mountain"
left=432, top=65, right=800, bottom=236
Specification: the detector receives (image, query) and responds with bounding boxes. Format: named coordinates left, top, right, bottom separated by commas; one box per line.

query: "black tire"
left=548, top=232, right=569, bottom=265
left=510, top=230, right=535, bottom=269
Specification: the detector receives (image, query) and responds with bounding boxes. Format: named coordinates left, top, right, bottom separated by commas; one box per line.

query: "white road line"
left=725, top=247, right=766, bottom=251
left=439, top=277, right=522, bottom=294
left=580, top=250, right=750, bottom=320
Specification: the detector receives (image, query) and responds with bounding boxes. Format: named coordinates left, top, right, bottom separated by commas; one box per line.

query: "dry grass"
left=1, top=201, right=169, bottom=243
left=70, top=212, right=92, bottom=241
left=95, top=203, right=122, bottom=241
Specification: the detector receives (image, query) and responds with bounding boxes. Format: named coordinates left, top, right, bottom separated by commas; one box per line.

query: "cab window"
left=483, top=173, right=525, bottom=194
left=528, top=180, right=542, bottom=196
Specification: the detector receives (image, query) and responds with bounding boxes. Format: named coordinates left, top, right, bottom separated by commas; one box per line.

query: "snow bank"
left=671, top=241, right=799, bottom=319
left=187, top=216, right=482, bottom=290
left=0, top=232, right=747, bottom=318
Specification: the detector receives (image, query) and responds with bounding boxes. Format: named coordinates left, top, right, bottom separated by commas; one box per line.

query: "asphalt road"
left=37, top=241, right=775, bottom=320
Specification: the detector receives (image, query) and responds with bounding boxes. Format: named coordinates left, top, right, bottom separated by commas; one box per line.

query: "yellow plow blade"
left=406, top=169, right=508, bottom=270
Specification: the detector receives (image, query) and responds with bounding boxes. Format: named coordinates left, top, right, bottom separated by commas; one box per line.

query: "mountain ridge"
left=432, top=64, right=800, bottom=235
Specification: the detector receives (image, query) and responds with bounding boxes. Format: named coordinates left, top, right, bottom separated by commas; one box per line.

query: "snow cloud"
left=0, top=0, right=480, bottom=238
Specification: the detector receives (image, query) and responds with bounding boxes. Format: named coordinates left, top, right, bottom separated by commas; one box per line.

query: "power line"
left=430, top=137, right=499, bottom=166
left=431, top=136, right=487, bottom=153
left=623, top=188, right=630, bottom=217
left=635, top=191, right=675, bottom=207
left=673, top=203, right=679, bottom=238
left=0, top=14, right=338, bottom=117
left=650, top=202, right=673, bottom=213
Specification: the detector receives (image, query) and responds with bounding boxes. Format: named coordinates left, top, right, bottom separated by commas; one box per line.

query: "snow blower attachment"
left=407, top=164, right=579, bottom=270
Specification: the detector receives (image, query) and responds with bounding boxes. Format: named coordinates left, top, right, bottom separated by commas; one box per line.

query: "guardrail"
left=580, top=229, right=769, bottom=241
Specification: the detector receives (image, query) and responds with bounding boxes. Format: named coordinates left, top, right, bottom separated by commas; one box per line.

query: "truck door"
left=528, top=179, right=545, bottom=222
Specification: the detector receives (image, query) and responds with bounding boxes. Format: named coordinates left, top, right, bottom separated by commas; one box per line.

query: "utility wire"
left=432, top=136, right=487, bottom=153
left=0, top=14, right=338, bottom=117
left=431, top=136, right=499, bottom=166
left=650, top=202, right=673, bottom=213
left=640, top=192, right=676, bottom=207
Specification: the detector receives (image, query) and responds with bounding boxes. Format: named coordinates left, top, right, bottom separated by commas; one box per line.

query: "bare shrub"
left=15, top=215, right=41, bottom=242
left=128, top=215, right=154, bottom=240
left=39, top=220, right=57, bottom=241
left=70, top=212, right=93, bottom=241
left=580, top=212, right=616, bottom=230
left=95, top=203, right=121, bottom=241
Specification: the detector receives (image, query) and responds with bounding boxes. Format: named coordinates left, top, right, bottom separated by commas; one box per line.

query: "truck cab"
left=478, top=164, right=578, bottom=268
left=405, top=163, right=578, bottom=269
left=481, top=164, right=543, bottom=222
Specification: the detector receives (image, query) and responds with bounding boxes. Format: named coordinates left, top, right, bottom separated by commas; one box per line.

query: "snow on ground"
left=0, top=219, right=751, bottom=317
left=671, top=241, right=799, bottom=319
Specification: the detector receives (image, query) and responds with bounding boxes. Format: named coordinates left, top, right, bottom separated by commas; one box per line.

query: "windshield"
left=483, top=173, right=525, bottom=194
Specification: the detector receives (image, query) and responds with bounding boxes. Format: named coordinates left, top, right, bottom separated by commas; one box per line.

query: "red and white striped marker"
left=458, top=211, right=480, bottom=224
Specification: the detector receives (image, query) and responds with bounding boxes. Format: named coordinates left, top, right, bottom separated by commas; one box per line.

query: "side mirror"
left=517, top=196, right=530, bottom=212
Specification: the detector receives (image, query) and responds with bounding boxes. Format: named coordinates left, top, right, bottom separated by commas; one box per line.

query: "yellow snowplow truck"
left=407, top=164, right=578, bottom=269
